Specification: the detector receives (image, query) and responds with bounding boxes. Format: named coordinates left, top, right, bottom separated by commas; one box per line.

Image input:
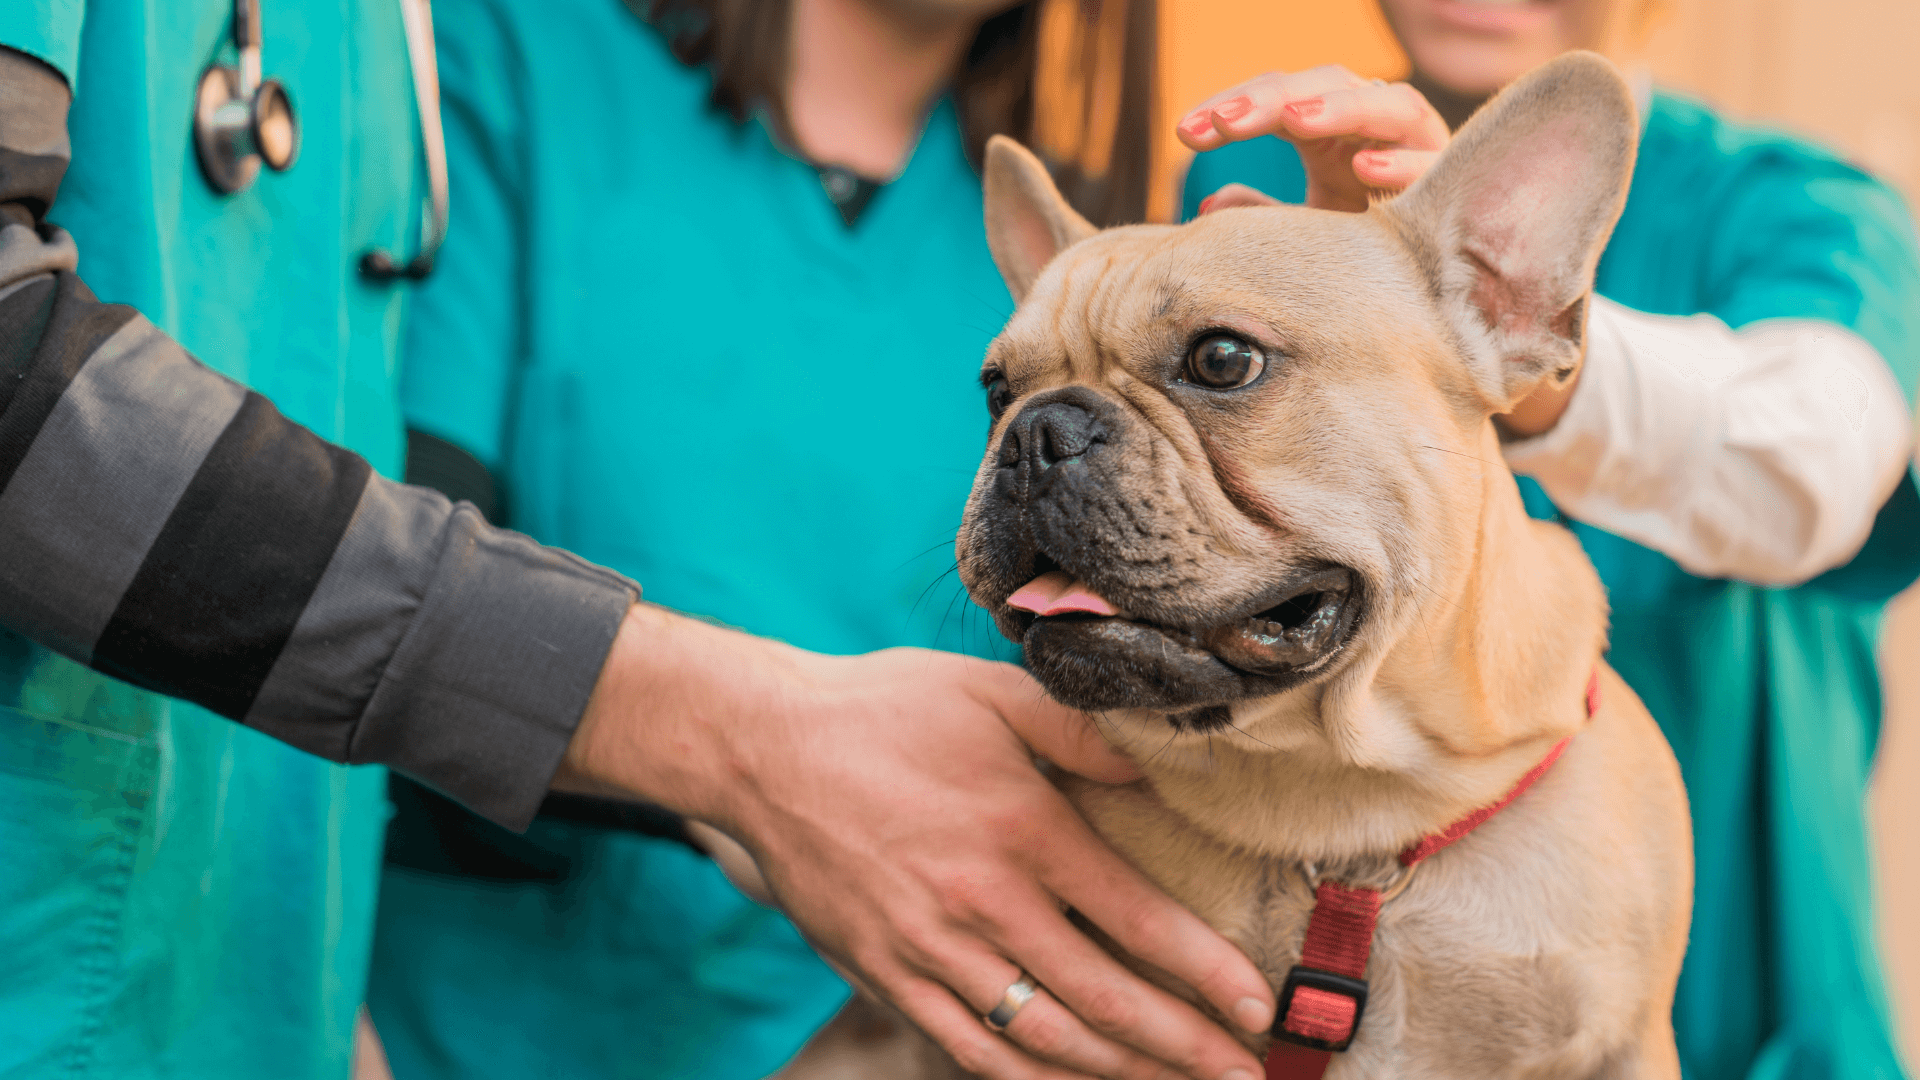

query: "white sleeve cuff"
left=1502, top=295, right=1914, bottom=585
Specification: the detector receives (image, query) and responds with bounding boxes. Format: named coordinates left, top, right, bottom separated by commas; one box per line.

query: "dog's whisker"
left=896, top=539, right=957, bottom=572
left=1140, top=728, right=1180, bottom=768
left=934, top=578, right=971, bottom=650
left=908, top=564, right=962, bottom=625
left=1228, top=718, right=1282, bottom=752
left=958, top=286, right=1014, bottom=323
left=1419, top=444, right=1498, bottom=467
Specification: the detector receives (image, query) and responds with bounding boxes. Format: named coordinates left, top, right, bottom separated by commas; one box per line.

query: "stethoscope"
left=193, top=0, right=449, bottom=281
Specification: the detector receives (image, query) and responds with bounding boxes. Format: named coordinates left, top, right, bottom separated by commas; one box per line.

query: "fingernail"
left=1355, top=150, right=1389, bottom=168
left=1213, top=96, right=1253, bottom=122
left=1285, top=98, right=1324, bottom=119
left=1180, top=113, right=1213, bottom=136
left=1232, top=996, right=1270, bottom=1032
left=1198, top=195, right=1216, bottom=214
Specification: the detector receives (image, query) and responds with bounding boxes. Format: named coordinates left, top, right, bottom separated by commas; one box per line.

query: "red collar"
left=1264, top=668, right=1601, bottom=1080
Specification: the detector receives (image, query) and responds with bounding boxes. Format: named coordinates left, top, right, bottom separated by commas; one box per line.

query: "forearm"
left=1503, top=295, right=1914, bottom=584
left=0, top=45, right=634, bottom=829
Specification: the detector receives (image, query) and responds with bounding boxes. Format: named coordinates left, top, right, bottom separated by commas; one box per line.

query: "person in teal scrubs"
left=0, top=3, right=1283, bottom=1079
left=0, top=4, right=427, bottom=1075
left=1176, top=3, right=1920, bottom=1078
left=365, top=1, right=1161, bottom=1077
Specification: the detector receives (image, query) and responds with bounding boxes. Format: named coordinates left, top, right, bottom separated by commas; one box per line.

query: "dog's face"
left=956, top=53, right=1636, bottom=731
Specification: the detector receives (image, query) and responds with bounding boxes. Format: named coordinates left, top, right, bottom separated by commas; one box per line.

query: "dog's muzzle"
left=960, top=388, right=1364, bottom=717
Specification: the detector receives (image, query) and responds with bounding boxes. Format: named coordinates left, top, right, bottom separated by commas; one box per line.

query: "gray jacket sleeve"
left=0, top=46, right=635, bottom=830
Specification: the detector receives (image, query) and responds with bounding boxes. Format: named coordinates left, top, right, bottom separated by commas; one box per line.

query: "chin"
left=1414, top=44, right=1553, bottom=99
left=1387, top=0, right=1574, bottom=97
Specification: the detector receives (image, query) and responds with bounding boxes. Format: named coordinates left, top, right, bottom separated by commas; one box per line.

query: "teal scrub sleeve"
left=1694, top=156, right=1920, bottom=600
left=0, top=0, right=82, bottom=88
left=398, top=0, right=528, bottom=474
left=0, top=46, right=636, bottom=830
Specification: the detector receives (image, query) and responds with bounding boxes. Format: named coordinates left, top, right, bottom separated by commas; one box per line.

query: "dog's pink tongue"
left=1006, top=571, right=1120, bottom=617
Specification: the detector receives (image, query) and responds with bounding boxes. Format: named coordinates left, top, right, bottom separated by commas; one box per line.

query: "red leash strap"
left=1262, top=669, right=1600, bottom=1080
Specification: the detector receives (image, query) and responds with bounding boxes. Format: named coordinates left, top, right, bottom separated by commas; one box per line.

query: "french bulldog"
left=945, top=50, right=1692, bottom=1079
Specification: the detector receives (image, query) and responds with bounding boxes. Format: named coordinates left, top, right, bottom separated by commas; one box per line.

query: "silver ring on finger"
left=982, top=972, right=1040, bottom=1033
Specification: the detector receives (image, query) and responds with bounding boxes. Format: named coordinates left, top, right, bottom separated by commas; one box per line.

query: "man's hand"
left=1177, top=66, right=1449, bottom=212
left=557, top=604, right=1274, bottom=1080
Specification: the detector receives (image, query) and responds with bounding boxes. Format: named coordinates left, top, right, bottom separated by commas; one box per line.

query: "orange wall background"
left=1151, top=0, right=1920, bottom=1063
left=1154, top=1, right=1406, bottom=219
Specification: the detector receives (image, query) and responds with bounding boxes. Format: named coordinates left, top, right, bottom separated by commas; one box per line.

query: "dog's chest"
left=1065, top=780, right=1624, bottom=1078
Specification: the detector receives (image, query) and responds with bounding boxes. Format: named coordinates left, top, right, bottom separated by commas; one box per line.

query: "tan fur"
left=783, top=53, right=1691, bottom=1080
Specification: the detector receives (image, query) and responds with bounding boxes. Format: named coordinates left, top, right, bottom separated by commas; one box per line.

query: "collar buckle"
left=1272, top=966, right=1370, bottom=1052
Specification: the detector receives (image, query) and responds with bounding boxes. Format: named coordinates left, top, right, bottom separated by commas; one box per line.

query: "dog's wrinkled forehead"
left=986, top=209, right=1440, bottom=395
left=982, top=51, right=1637, bottom=417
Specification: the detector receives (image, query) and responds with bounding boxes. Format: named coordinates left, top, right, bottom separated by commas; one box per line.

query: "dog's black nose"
left=1002, top=400, right=1100, bottom=474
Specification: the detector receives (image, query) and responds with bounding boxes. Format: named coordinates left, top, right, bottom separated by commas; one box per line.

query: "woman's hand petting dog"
left=1178, top=65, right=1450, bottom=212
left=1179, top=73, right=1580, bottom=437
left=556, top=603, right=1275, bottom=1080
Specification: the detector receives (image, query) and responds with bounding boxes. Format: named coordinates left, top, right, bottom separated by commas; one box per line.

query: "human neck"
left=786, top=0, right=979, bottom=179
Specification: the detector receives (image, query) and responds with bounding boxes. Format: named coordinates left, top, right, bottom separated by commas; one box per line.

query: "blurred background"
left=1154, top=0, right=1920, bottom=1058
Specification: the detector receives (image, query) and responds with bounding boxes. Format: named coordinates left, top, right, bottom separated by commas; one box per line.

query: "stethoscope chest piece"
left=190, top=0, right=445, bottom=281
left=194, top=0, right=299, bottom=195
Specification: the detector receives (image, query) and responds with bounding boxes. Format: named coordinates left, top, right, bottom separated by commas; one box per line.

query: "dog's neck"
left=1113, top=422, right=1609, bottom=864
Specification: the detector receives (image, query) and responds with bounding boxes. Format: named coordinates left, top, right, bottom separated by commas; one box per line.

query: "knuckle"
left=1076, top=985, right=1140, bottom=1034
left=943, top=1036, right=993, bottom=1076
left=930, top=868, right=999, bottom=927
left=1014, top=1013, right=1071, bottom=1059
left=989, top=797, right=1057, bottom=849
left=1115, top=900, right=1170, bottom=947
left=893, top=919, right=948, bottom=973
left=1193, top=959, right=1237, bottom=997
left=945, top=1034, right=1014, bottom=1079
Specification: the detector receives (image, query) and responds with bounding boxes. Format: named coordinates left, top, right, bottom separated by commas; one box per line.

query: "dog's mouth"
left=1001, top=558, right=1362, bottom=711
left=1193, top=566, right=1360, bottom=672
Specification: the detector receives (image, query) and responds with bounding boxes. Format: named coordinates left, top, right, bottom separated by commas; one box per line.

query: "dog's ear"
left=984, top=135, right=1097, bottom=304
left=1384, top=51, right=1637, bottom=413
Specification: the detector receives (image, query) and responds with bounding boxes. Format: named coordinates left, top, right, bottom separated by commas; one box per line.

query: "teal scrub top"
left=1183, top=92, right=1920, bottom=1080
left=365, top=0, right=1015, bottom=1077
left=0, top=3, right=422, bottom=1076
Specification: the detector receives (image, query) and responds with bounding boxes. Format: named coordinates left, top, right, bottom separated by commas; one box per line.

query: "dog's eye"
left=1186, top=334, right=1265, bottom=389
left=986, top=377, right=1012, bottom=420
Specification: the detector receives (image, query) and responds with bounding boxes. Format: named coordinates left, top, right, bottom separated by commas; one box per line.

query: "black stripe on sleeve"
left=404, top=427, right=504, bottom=524
left=91, top=391, right=374, bottom=719
left=0, top=146, right=68, bottom=225
left=0, top=273, right=136, bottom=485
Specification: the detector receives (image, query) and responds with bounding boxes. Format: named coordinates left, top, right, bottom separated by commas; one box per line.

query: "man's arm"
left=559, top=604, right=1276, bottom=1080
left=3, top=43, right=1280, bottom=1080
left=0, top=45, right=635, bottom=829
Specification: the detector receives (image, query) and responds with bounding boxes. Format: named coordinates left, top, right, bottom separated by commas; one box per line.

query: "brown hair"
left=636, top=0, right=1156, bottom=227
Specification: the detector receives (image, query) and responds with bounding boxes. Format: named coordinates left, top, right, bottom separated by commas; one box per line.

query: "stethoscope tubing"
left=363, top=0, right=449, bottom=281
left=195, top=0, right=449, bottom=283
